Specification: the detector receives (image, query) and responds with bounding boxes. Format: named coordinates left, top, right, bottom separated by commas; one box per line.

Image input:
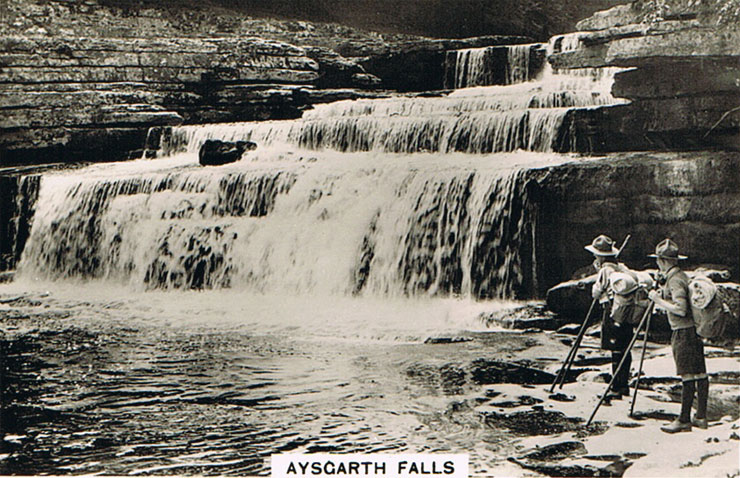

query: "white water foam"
left=19, top=151, right=574, bottom=300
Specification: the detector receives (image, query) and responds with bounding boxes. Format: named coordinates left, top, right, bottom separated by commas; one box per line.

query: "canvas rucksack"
left=688, top=275, right=729, bottom=339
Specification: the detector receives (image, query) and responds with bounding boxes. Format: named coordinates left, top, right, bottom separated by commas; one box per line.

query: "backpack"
left=610, top=269, right=653, bottom=326
left=688, top=275, right=729, bottom=339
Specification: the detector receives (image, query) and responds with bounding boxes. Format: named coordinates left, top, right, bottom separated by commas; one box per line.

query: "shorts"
left=601, top=304, right=633, bottom=352
left=671, top=327, right=707, bottom=377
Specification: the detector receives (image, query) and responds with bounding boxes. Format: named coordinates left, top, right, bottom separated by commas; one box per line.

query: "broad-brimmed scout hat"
left=610, top=272, right=640, bottom=296
left=584, top=235, right=619, bottom=256
left=648, top=238, right=687, bottom=260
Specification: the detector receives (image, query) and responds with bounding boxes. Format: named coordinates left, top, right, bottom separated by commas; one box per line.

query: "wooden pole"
left=549, top=234, right=631, bottom=393
left=586, top=300, right=653, bottom=427
left=630, top=302, right=655, bottom=417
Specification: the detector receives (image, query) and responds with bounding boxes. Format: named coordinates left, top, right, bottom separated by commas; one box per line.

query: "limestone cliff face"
left=530, top=151, right=740, bottom=293
left=0, top=0, right=531, bottom=166
left=550, top=1, right=740, bottom=152
left=0, top=35, right=325, bottom=165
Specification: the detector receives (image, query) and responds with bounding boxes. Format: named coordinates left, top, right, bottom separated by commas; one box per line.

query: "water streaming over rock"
left=20, top=154, right=554, bottom=299
left=163, top=43, right=625, bottom=157
left=0, top=174, right=40, bottom=270
left=18, top=38, right=627, bottom=300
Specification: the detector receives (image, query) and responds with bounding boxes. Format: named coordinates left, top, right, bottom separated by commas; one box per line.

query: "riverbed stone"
left=198, top=140, right=257, bottom=166
left=470, top=359, right=556, bottom=385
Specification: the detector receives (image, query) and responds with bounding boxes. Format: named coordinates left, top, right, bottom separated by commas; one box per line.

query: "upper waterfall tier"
left=448, top=43, right=545, bottom=88
left=161, top=63, right=626, bottom=157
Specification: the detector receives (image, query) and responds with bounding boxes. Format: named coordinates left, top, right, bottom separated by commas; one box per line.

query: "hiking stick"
left=630, top=301, right=655, bottom=417
left=586, top=298, right=653, bottom=427
left=549, top=298, right=596, bottom=393
left=549, top=234, right=632, bottom=393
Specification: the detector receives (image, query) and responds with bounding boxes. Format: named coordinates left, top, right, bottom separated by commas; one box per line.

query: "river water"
left=0, top=282, right=557, bottom=476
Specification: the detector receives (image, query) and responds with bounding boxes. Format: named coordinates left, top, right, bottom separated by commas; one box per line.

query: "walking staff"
left=586, top=297, right=654, bottom=427
left=549, top=234, right=630, bottom=393
left=630, top=301, right=655, bottom=417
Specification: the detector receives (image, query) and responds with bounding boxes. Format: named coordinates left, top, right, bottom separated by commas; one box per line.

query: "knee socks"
left=696, top=378, right=709, bottom=419
left=612, top=350, right=631, bottom=391
left=680, top=379, right=696, bottom=423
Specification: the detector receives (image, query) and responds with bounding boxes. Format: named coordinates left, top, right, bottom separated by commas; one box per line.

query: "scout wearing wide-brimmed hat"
left=584, top=235, right=620, bottom=304
left=584, top=235, right=633, bottom=399
left=647, top=238, right=709, bottom=433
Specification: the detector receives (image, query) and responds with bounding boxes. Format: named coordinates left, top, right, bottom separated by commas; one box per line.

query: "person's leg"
left=694, top=376, right=709, bottom=428
left=679, top=378, right=695, bottom=423
left=612, top=322, right=632, bottom=395
left=662, top=378, right=695, bottom=433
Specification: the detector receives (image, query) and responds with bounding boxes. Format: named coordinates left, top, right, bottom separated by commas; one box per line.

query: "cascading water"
left=164, top=44, right=626, bottom=157
left=18, top=37, right=628, bottom=301
left=20, top=153, right=553, bottom=299
left=450, top=44, right=542, bottom=88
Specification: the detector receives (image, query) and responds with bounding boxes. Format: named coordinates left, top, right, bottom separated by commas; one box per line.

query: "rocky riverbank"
left=0, top=285, right=738, bottom=476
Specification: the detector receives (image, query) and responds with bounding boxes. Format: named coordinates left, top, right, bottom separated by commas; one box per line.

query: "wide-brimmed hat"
left=610, top=272, right=640, bottom=296
left=648, top=238, right=687, bottom=260
left=584, top=235, right=619, bottom=256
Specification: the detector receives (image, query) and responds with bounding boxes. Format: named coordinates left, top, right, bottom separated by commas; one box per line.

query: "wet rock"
left=556, top=324, right=583, bottom=336
left=484, top=409, right=582, bottom=435
left=439, top=364, right=467, bottom=394
left=424, top=336, right=472, bottom=344
left=489, top=395, right=543, bottom=409
left=689, top=266, right=733, bottom=282
left=548, top=392, right=576, bottom=402
left=548, top=0, right=740, bottom=152
left=469, top=359, right=556, bottom=385
left=614, top=422, right=643, bottom=428
left=519, top=440, right=587, bottom=461
left=545, top=277, right=594, bottom=323
left=198, top=140, right=257, bottom=166
left=480, top=304, right=564, bottom=331
left=0, top=271, right=15, bottom=283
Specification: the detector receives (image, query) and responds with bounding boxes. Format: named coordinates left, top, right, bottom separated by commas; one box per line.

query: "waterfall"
left=18, top=153, right=564, bottom=299
left=452, top=48, right=491, bottom=89
left=15, top=33, right=630, bottom=299
left=0, top=174, right=40, bottom=271
left=505, top=44, right=533, bottom=85
left=448, top=44, right=543, bottom=88
left=169, top=108, right=570, bottom=155
left=157, top=39, right=626, bottom=157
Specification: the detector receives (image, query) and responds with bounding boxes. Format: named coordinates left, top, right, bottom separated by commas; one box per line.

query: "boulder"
left=545, top=276, right=740, bottom=341
left=199, top=140, right=257, bottom=166
left=469, top=359, right=556, bottom=385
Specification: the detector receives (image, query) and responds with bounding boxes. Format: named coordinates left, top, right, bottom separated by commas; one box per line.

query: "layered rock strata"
left=550, top=2, right=740, bottom=151
left=0, top=27, right=527, bottom=165
left=0, top=36, right=323, bottom=165
left=531, top=151, right=740, bottom=292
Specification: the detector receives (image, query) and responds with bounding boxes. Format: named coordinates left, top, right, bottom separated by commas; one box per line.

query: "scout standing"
left=585, top=235, right=633, bottom=399
left=647, top=239, right=709, bottom=433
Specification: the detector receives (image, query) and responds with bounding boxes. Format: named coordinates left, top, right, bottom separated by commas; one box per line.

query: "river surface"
left=0, top=282, right=553, bottom=476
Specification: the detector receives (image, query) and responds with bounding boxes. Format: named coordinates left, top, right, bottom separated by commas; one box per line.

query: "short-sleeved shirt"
left=592, top=262, right=620, bottom=304
left=661, top=266, right=694, bottom=330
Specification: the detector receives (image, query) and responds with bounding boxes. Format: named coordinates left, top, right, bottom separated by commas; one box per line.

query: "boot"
left=661, top=419, right=692, bottom=434
left=692, top=416, right=708, bottom=430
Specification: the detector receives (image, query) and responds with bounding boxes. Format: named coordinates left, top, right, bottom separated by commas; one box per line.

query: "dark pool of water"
left=0, top=294, right=539, bottom=475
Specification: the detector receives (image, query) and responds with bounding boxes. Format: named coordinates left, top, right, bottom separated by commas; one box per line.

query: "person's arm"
left=648, top=281, right=688, bottom=316
left=592, top=268, right=609, bottom=301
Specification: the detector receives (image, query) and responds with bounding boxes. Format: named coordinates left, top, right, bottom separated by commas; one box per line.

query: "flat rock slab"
left=483, top=409, right=583, bottom=436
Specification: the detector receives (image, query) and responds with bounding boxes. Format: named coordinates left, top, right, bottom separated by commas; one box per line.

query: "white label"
left=272, top=454, right=468, bottom=478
